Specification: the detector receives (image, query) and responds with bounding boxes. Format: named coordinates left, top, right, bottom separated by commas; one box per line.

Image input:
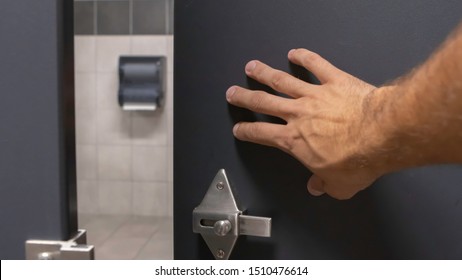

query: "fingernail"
left=307, top=177, right=325, bottom=196
left=245, top=61, right=257, bottom=73
left=308, top=187, right=325, bottom=196
left=232, top=123, right=240, bottom=136
left=288, top=49, right=296, bottom=57
left=226, top=86, right=236, bottom=101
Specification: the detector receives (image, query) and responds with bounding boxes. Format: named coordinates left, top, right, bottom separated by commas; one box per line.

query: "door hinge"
left=193, top=169, right=272, bottom=260
left=25, top=229, right=94, bottom=260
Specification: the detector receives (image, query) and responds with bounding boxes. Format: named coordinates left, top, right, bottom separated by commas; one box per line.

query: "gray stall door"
left=0, top=0, right=76, bottom=259
left=174, top=0, right=462, bottom=259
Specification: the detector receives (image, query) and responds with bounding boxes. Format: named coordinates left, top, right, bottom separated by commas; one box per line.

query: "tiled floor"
left=79, top=214, right=173, bottom=259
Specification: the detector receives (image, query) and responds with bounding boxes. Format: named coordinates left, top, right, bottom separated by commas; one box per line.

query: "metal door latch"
left=25, top=229, right=94, bottom=260
left=193, top=169, right=271, bottom=260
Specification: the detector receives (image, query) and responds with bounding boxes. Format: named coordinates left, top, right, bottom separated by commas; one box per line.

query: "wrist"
left=360, top=85, right=433, bottom=176
left=357, top=86, right=407, bottom=177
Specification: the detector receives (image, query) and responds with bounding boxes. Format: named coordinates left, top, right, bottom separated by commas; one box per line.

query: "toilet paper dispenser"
left=118, top=56, right=166, bottom=111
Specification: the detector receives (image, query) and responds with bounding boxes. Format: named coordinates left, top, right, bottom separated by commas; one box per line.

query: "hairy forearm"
left=369, top=24, right=462, bottom=174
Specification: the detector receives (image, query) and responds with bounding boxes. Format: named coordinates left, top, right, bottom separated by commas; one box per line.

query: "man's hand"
left=226, top=49, right=386, bottom=199
left=228, top=24, right=462, bottom=200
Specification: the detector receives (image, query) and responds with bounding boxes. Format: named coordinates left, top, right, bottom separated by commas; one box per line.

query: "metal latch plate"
left=25, top=229, right=94, bottom=260
left=193, top=169, right=271, bottom=260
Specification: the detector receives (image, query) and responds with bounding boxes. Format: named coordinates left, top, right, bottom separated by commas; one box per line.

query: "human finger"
left=226, top=86, right=294, bottom=119
left=244, top=60, right=318, bottom=98
left=233, top=122, right=289, bottom=150
left=307, top=174, right=326, bottom=196
left=288, top=48, right=345, bottom=84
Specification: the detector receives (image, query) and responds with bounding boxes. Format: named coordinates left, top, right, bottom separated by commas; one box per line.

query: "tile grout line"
left=132, top=226, right=159, bottom=259
left=133, top=216, right=172, bottom=260
left=93, top=34, right=101, bottom=215
left=94, top=216, right=132, bottom=259
left=129, top=34, right=135, bottom=216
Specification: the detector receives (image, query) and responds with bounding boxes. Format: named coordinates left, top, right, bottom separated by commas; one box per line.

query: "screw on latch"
left=216, top=249, right=225, bottom=259
left=216, top=181, right=224, bottom=190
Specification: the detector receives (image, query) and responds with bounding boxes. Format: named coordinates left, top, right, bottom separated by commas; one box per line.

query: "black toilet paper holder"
left=118, top=56, right=166, bottom=111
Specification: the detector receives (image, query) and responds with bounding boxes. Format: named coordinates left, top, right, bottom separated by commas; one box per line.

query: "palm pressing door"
left=174, top=0, right=462, bottom=259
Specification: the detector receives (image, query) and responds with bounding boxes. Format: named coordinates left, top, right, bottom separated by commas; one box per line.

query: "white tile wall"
left=131, top=110, right=168, bottom=146
left=99, top=181, right=132, bottom=215
left=75, top=36, right=96, bottom=72
left=77, top=180, right=99, bottom=214
left=98, top=145, right=132, bottom=180
left=133, top=182, right=168, bottom=216
left=167, top=36, right=174, bottom=74
left=97, top=109, right=132, bottom=145
left=76, top=107, right=97, bottom=144
left=96, top=72, right=119, bottom=111
left=75, top=73, right=96, bottom=109
left=166, top=36, right=174, bottom=218
left=96, top=36, right=131, bottom=72
left=131, top=36, right=168, bottom=55
left=76, top=145, right=97, bottom=180
left=74, top=35, right=174, bottom=217
left=166, top=70, right=174, bottom=109
left=132, top=146, right=167, bottom=181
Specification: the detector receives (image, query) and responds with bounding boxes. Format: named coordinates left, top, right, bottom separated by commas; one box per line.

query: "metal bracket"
left=25, top=229, right=95, bottom=260
left=193, top=169, right=271, bottom=260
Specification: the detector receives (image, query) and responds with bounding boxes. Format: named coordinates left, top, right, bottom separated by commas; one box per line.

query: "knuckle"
left=277, top=136, right=295, bottom=152
left=249, top=93, right=265, bottom=111
left=289, top=101, right=304, bottom=117
left=276, top=129, right=297, bottom=152
left=270, top=71, right=286, bottom=89
left=245, top=123, right=261, bottom=139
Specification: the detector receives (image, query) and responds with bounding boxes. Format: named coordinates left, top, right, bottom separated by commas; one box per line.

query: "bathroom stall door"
left=0, top=0, right=78, bottom=259
left=174, top=0, right=462, bottom=259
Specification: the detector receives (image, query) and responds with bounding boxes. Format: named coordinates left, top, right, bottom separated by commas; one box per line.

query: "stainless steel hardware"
left=193, top=169, right=272, bottom=260
left=214, top=220, right=232, bottom=236
left=25, top=229, right=94, bottom=260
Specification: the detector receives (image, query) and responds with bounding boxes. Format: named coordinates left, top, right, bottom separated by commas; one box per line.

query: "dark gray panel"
left=74, top=1, right=95, bottom=35
left=133, top=0, right=167, bottom=34
left=97, top=0, right=130, bottom=34
left=0, top=0, right=76, bottom=259
left=174, top=0, right=462, bottom=259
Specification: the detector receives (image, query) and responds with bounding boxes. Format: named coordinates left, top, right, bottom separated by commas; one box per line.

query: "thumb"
left=307, top=174, right=325, bottom=196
